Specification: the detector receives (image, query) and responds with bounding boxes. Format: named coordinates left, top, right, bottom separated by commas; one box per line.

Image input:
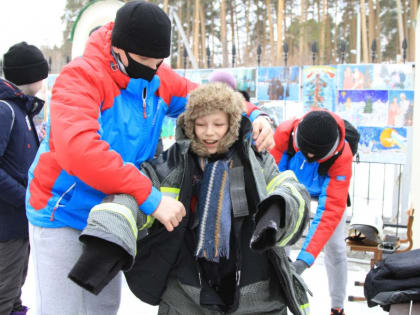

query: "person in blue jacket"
left=0, top=42, right=48, bottom=315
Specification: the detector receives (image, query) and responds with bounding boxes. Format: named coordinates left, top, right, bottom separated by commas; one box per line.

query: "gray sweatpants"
left=28, top=223, right=122, bottom=315
left=324, top=213, right=348, bottom=309
left=0, top=238, right=29, bottom=315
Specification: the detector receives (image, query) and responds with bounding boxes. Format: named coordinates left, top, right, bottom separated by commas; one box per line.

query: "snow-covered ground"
left=21, top=249, right=388, bottom=315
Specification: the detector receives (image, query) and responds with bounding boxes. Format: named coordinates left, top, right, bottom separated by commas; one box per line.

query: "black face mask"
left=119, top=52, right=162, bottom=82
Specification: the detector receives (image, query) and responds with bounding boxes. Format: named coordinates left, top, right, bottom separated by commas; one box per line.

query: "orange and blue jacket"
left=270, top=111, right=353, bottom=266
left=26, top=22, right=263, bottom=231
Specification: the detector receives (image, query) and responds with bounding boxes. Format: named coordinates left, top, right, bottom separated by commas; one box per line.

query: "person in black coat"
left=0, top=42, right=48, bottom=315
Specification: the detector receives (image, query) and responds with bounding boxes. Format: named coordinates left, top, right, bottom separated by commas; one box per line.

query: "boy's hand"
left=252, top=116, right=275, bottom=152
left=152, top=196, right=186, bottom=232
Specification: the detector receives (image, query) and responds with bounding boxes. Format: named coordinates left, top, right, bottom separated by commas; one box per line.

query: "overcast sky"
left=0, top=0, right=67, bottom=56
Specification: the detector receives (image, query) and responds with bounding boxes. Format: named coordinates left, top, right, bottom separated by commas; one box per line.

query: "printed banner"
left=357, top=126, right=407, bottom=164
left=371, top=64, right=415, bottom=90
left=302, top=65, right=337, bottom=112
left=387, top=90, right=414, bottom=127
left=337, top=64, right=374, bottom=90
left=336, top=90, right=388, bottom=126
left=257, top=66, right=300, bottom=101
left=257, top=101, right=285, bottom=127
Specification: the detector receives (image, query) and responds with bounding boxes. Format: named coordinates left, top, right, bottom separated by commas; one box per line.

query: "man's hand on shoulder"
left=252, top=116, right=275, bottom=152
left=151, top=196, right=186, bottom=232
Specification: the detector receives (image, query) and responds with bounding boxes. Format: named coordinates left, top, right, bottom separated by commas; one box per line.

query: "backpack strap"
left=0, top=100, right=15, bottom=136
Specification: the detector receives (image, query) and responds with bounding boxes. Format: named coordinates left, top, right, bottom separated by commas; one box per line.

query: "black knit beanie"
left=111, top=1, right=171, bottom=58
left=297, top=111, right=339, bottom=159
left=3, top=42, right=48, bottom=85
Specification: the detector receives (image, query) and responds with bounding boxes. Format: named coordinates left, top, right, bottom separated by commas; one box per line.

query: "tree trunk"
left=193, top=0, right=200, bottom=64
left=266, top=0, right=275, bottom=64
left=233, top=0, right=241, bottom=65
left=229, top=1, right=235, bottom=67
left=163, top=0, right=168, bottom=13
left=185, top=0, right=191, bottom=68
left=396, top=0, right=405, bottom=60
left=211, top=7, right=215, bottom=67
left=319, top=0, right=327, bottom=63
left=375, top=0, right=382, bottom=62
left=176, top=4, right=183, bottom=68
left=244, top=0, right=251, bottom=65
left=409, top=0, right=417, bottom=61
left=368, top=0, right=375, bottom=62
left=199, top=3, right=207, bottom=67
left=350, top=5, right=357, bottom=63
left=360, top=0, right=369, bottom=63
left=220, top=0, right=228, bottom=67
left=276, top=0, right=284, bottom=65
left=333, top=0, right=339, bottom=64
left=317, top=0, right=321, bottom=22
left=298, top=0, right=306, bottom=65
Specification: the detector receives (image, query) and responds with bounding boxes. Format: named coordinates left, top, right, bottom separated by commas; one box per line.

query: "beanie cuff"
left=112, top=31, right=170, bottom=58
left=4, top=60, right=48, bottom=85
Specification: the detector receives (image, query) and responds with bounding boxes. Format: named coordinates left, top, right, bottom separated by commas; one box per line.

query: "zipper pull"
left=300, top=159, right=306, bottom=170
left=142, top=88, right=147, bottom=119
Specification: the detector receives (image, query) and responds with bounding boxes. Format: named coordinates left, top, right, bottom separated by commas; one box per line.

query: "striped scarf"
left=195, top=159, right=231, bottom=262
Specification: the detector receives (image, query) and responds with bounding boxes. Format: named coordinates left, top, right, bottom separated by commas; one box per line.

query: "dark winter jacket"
left=125, top=118, right=311, bottom=314
left=364, top=249, right=420, bottom=310
left=0, top=79, right=43, bottom=241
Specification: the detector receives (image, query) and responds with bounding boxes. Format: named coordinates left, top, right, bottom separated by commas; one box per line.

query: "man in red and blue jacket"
left=25, top=2, right=273, bottom=314
left=270, top=110, right=353, bottom=315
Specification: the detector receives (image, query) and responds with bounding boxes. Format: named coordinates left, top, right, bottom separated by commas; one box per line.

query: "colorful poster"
left=229, top=67, right=257, bottom=99
left=257, top=66, right=300, bottom=101
left=337, top=64, right=374, bottom=90
left=387, top=90, right=414, bottom=127
left=257, top=101, right=284, bottom=127
left=371, top=64, right=415, bottom=90
left=357, top=126, right=407, bottom=164
left=184, top=68, right=213, bottom=84
left=302, top=65, right=337, bottom=112
left=336, top=90, right=388, bottom=126
left=160, top=116, right=176, bottom=150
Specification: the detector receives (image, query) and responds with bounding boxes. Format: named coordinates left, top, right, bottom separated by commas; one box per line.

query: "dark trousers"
left=0, top=238, right=29, bottom=315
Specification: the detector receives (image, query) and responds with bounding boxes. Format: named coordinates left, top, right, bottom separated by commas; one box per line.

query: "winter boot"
left=10, top=305, right=28, bottom=315
left=330, top=308, right=345, bottom=315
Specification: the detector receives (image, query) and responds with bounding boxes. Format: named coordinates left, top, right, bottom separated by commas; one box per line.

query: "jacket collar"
left=82, top=22, right=130, bottom=90
left=0, top=78, right=44, bottom=115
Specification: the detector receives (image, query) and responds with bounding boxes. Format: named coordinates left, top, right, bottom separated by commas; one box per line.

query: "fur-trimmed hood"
left=178, top=82, right=246, bottom=157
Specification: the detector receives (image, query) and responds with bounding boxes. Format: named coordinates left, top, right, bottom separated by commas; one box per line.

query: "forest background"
left=40, top=0, right=417, bottom=73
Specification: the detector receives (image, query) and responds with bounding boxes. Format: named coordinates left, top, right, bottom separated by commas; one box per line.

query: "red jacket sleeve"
left=270, top=119, right=296, bottom=164
left=50, top=63, right=155, bottom=208
left=299, top=143, right=353, bottom=264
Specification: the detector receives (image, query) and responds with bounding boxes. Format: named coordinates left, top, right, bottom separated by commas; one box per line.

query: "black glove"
left=292, top=259, right=309, bottom=275
left=68, top=236, right=129, bottom=295
left=250, top=196, right=285, bottom=252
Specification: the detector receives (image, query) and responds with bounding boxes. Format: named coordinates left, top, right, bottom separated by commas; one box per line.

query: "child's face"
left=194, top=110, right=229, bottom=154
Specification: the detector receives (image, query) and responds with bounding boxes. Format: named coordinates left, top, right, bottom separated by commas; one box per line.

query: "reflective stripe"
left=90, top=202, right=138, bottom=239
left=277, top=182, right=305, bottom=247
left=161, top=187, right=180, bottom=200
left=140, top=215, right=155, bottom=230
left=300, top=303, right=310, bottom=314
left=267, top=170, right=297, bottom=193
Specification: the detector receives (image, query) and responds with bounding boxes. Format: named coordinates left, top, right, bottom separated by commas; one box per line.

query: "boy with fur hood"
left=72, top=83, right=311, bottom=314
